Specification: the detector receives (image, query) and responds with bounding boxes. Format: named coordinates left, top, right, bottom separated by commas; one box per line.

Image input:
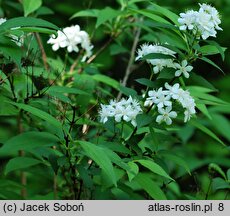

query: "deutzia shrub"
left=0, top=0, right=228, bottom=201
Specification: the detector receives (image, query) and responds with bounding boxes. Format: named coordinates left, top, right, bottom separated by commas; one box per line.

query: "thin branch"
left=86, top=37, right=113, bottom=64
left=117, top=24, right=141, bottom=100
left=35, top=33, right=49, bottom=71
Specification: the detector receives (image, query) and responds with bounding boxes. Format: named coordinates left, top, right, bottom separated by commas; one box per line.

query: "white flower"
left=48, top=25, right=93, bottom=62
left=99, top=104, right=114, bottom=124
left=165, top=82, right=180, bottom=99
left=145, top=87, right=171, bottom=108
left=136, top=43, right=176, bottom=73
left=99, top=96, right=142, bottom=127
left=47, top=30, right=67, bottom=51
left=199, top=3, right=222, bottom=30
left=156, top=106, right=177, bottom=125
left=174, top=60, right=193, bottom=78
left=178, top=4, right=222, bottom=40
left=0, top=18, right=6, bottom=25
left=178, top=10, right=198, bottom=31
left=145, top=83, right=196, bottom=124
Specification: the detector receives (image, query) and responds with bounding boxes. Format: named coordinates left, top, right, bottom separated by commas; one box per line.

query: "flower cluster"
left=47, top=25, right=93, bottom=62
left=135, top=43, right=176, bottom=74
left=178, top=3, right=222, bottom=40
left=136, top=43, right=193, bottom=78
left=99, top=96, right=142, bottom=127
left=144, top=83, right=196, bottom=124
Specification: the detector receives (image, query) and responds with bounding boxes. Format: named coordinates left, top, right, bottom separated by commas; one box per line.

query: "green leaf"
left=209, top=163, right=227, bottom=180
left=118, top=86, right=138, bottom=97
left=110, top=44, right=128, bottom=55
left=142, top=53, right=173, bottom=60
left=0, top=17, right=58, bottom=32
left=71, top=9, right=99, bottom=19
left=136, top=114, right=154, bottom=129
left=210, top=113, right=230, bottom=142
left=5, top=157, right=42, bottom=175
left=134, top=173, right=167, bottom=199
left=135, top=78, right=156, bottom=88
left=96, top=7, right=121, bottom=28
left=227, top=169, right=230, bottom=181
left=9, top=102, right=62, bottom=129
left=0, top=35, right=22, bottom=65
left=206, top=40, right=226, bottom=61
left=190, top=119, right=225, bottom=146
left=130, top=9, right=170, bottom=24
left=200, top=45, right=226, bottom=60
left=92, top=74, right=119, bottom=90
left=78, top=141, right=117, bottom=186
left=196, top=103, right=212, bottom=120
left=159, top=150, right=191, bottom=175
left=11, top=26, right=56, bottom=35
left=46, top=86, right=90, bottom=96
left=150, top=3, right=179, bottom=25
left=136, top=159, right=174, bottom=181
left=200, top=57, right=224, bottom=74
left=0, top=131, right=59, bottom=154
left=127, top=162, right=139, bottom=182
left=23, top=0, right=42, bottom=17
left=212, top=177, right=230, bottom=191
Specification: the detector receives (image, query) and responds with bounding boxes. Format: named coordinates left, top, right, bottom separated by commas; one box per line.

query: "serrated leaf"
left=0, top=131, right=59, bottom=154
left=136, top=159, right=174, bottom=181
left=9, top=102, right=62, bottom=129
left=23, top=0, right=42, bottom=17
left=134, top=173, right=167, bottom=199
left=5, top=157, right=42, bottom=174
left=78, top=141, right=117, bottom=187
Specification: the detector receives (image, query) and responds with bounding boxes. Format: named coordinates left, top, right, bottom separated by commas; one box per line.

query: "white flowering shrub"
left=0, top=0, right=229, bottom=200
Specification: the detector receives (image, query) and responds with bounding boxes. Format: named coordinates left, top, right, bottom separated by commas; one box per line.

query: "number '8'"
left=218, top=203, right=224, bottom=211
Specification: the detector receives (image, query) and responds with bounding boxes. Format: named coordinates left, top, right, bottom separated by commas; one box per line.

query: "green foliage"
left=23, top=0, right=42, bottom=17
left=0, top=0, right=229, bottom=201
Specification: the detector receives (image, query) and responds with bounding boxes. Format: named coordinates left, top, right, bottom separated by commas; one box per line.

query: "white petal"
left=156, top=115, right=163, bottom=123
left=169, top=111, right=177, bottom=118
left=175, top=70, right=182, bottom=77
left=165, top=117, right=172, bottom=125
